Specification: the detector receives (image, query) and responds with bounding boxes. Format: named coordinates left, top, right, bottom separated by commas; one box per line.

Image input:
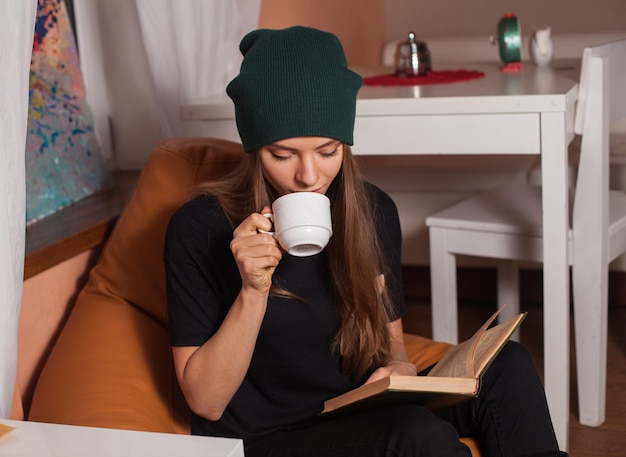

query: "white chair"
left=425, top=38, right=626, bottom=431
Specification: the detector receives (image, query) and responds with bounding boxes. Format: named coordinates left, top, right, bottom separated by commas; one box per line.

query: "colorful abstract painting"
left=25, top=0, right=110, bottom=225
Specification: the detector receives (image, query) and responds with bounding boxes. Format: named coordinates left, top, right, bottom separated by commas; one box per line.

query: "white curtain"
left=0, top=0, right=38, bottom=418
left=135, top=0, right=261, bottom=137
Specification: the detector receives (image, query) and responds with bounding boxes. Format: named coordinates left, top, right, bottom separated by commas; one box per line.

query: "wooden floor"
left=402, top=299, right=626, bottom=457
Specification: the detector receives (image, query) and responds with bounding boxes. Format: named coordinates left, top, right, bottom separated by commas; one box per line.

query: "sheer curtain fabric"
left=0, top=0, right=38, bottom=418
left=136, top=0, right=261, bottom=137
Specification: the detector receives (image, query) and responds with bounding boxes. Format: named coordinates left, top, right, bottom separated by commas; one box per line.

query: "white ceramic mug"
left=261, top=192, right=333, bottom=257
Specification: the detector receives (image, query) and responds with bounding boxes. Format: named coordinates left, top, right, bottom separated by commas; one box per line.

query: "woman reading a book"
left=164, top=26, right=567, bottom=457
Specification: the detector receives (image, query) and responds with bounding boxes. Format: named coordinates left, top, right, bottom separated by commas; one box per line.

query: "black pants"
left=245, top=342, right=568, bottom=457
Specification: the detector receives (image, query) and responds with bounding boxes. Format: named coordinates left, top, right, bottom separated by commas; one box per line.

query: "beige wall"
left=386, top=0, right=626, bottom=42
left=259, top=0, right=386, bottom=66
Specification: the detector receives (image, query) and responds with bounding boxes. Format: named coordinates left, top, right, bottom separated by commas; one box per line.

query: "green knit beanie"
left=226, top=26, right=363, bottom=153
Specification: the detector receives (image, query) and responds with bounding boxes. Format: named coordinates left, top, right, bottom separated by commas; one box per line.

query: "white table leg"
left=540, top=112, right=571, bottom=451
left=429, top=227, right=460, bottom=344
left=497, top=262, right=520, bottom=342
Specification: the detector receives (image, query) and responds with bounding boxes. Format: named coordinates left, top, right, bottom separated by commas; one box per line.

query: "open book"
left=321, top=308, right=526, bottom=415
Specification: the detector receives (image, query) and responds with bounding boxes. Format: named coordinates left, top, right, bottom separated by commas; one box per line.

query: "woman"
left=164, top=26, right=567, bottom=457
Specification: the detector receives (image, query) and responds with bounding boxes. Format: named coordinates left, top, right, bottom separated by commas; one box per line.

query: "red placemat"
left=363, top=70, right=485, bottom=86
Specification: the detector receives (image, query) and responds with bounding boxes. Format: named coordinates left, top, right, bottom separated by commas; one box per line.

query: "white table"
left=0, top=420, right=244, bottom=457
left=180, top=62, right=579, bottom=450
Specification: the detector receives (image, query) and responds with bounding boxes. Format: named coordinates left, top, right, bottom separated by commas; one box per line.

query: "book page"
left=472, top=312, right=526, bottom=376
left=427, top=308, right=502, bottom=378
left=424, top=340, right=474, bottom=378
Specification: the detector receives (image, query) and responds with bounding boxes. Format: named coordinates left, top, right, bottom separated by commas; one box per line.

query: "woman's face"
left=259, top=136, right=344, bottom=196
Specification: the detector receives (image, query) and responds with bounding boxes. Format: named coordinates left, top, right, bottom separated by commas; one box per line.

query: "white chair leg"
left=572, top=256, right=608, bottom=427
left=497, top=262, right=520, bottom=341
left=429, top=227, right=459, bottom=344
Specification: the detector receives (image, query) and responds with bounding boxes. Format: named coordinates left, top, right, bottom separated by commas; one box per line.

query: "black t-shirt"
left=164, top=183, right=405, bottom=442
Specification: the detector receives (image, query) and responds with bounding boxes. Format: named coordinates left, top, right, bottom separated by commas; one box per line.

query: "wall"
left=386, top=0, right=626, bottom=42
left=258, top=0, right=385, bottom=66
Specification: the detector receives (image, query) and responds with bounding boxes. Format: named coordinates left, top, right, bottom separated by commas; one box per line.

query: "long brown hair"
left=195, top=144, right=393, bottom=378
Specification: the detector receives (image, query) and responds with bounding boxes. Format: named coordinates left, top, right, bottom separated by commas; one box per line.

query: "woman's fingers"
left=231, top=210, right=282, bottom=293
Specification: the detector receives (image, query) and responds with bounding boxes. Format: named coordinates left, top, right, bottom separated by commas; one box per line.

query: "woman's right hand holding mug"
left=230, top=206, right=282, bottom=295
